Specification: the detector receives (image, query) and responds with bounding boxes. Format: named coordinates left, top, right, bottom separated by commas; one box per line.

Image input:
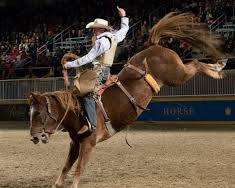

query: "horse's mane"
left=42, top=90, right=79, bottom=112
left=149, top=12, right=223, bottom=61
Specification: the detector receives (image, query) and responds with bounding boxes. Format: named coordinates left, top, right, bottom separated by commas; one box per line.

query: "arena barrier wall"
left=138, top=96, right=235, bottom=124
left=1, top=96, right=234, bottom=122
left=0, top=70, right=234, bottom=122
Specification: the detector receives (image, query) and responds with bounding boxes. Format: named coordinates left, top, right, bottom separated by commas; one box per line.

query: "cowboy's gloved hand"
left=117, top=6, right=126, bottom=17
left=64, top=59, right=79, bottom=69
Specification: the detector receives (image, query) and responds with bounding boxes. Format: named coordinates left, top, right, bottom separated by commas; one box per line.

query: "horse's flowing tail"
left=149, top=12, right=224, bottom=61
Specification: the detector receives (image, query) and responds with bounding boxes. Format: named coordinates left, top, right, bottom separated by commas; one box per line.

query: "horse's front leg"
left=52, top=141, right=80, bottom=188
left=69, top=137, right=96, bottom=188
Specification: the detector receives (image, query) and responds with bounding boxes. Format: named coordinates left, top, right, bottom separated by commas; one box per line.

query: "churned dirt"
left=0, top=121, right=235, bottom=188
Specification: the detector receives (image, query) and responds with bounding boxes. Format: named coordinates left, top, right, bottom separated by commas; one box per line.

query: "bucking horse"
left=29, top=12, right=227, bottom=188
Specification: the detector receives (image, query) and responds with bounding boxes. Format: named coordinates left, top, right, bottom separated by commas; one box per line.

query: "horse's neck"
left=64, top=110, right=81, bottom=130
left=52, top=93, right=82, bottom=132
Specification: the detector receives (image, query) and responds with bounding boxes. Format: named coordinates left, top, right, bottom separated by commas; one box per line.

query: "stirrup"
left=77, top=125, right=89, bottom=134
left=77, top=125, right=92, bottom=134
left=77, top=118, right=93, bottom=134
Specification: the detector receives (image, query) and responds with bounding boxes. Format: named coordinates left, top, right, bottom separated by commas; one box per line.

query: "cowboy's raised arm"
left=64, top=37, right=110, bottom=69
left=64, top=7, right=128, bottom=69
left=114, top=6, right=129, bottom=43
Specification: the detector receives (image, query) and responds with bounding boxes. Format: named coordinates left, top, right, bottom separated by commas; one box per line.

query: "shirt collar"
left=97, top=31, right=111, bottom=39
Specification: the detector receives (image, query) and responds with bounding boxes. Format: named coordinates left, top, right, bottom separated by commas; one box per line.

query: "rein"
left=45, top=95, right=71, bottom=133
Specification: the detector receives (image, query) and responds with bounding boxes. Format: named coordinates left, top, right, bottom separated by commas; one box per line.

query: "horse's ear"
left=28, top=92, right=40, bottom=104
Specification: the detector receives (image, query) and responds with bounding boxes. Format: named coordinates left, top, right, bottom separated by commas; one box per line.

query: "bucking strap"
left=143, top=58, right=160, bottom=93
left=145, top=74, right=160, bottom=93
left=115, top=81, right=147, bottom=112
left=125, top=64, right=146, bottom=76
left=124, top=59, right=161, bottom=94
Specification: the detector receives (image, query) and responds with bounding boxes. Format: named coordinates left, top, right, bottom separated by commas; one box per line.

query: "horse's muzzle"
left=31, top=137, right=39, bottom=144
left=30, top=132, right=50, bottom=144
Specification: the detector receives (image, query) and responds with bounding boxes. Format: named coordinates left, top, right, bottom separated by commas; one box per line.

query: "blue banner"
left=138, top=97, right=235, bottom=121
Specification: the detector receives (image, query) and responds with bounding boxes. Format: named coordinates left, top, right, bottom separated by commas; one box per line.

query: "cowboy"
left=64, top=6, right=129, bottom=133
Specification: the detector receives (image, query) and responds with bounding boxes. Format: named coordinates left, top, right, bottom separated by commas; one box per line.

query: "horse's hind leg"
left=183, top=59, right=227, bottom=81
left=197, top=59, right=227, bottom=79
left=69, top=137, right=96, bottom=188
left=52, top=141, right=80, bottom=188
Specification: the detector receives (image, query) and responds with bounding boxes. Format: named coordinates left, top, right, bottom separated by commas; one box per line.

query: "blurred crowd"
left=1, top=0, right=235, bottom=79
left=119, top=0, right=235, bottom=62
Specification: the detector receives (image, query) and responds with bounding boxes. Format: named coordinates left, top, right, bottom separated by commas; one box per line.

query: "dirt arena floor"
left=0, top=121, right=235, bottom=188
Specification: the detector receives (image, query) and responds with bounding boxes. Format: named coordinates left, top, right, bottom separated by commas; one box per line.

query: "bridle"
left=30, top=95, right=71, bottom=136
left=44, top=95, right=72, bottom=134
left=43, top=96, right=61, bottom=134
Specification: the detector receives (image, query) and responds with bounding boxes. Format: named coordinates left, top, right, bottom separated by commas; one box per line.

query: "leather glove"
left=64, top=59, right=79, bottom=69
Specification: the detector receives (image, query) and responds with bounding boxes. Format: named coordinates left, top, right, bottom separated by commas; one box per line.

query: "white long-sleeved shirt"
left=66, top=17, right=129, bottom=68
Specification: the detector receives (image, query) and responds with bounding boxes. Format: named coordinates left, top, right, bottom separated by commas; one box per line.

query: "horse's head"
left=29, top=92, right=60, bottom=144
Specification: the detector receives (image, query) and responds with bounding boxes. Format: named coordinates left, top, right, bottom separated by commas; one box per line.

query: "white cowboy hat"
left=86, top=18, right=112, bottom=30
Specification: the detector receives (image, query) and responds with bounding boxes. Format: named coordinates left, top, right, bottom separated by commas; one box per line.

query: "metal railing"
left=209, top=14, right=227, bottom=31
left=158, top=70, right=235, bottom=96
left=52, top=24, right=77, bottom=51
left=54, top=36, right=92, bottom=51
left=35, top=5, right=169, bottom=55
left=0, top=70, right=234, bottom=104
left=0, top=77, right=65, bottom=103
left=37, top=44, right=48, bottom=56
left=126, top=5, right=169, bottom=41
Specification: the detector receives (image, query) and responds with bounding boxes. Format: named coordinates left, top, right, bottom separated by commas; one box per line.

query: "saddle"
left=96, top=75, right=118, bottom=96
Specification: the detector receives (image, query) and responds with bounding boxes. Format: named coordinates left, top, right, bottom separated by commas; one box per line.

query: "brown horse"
left=29, top=12, right=227, bottom=188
